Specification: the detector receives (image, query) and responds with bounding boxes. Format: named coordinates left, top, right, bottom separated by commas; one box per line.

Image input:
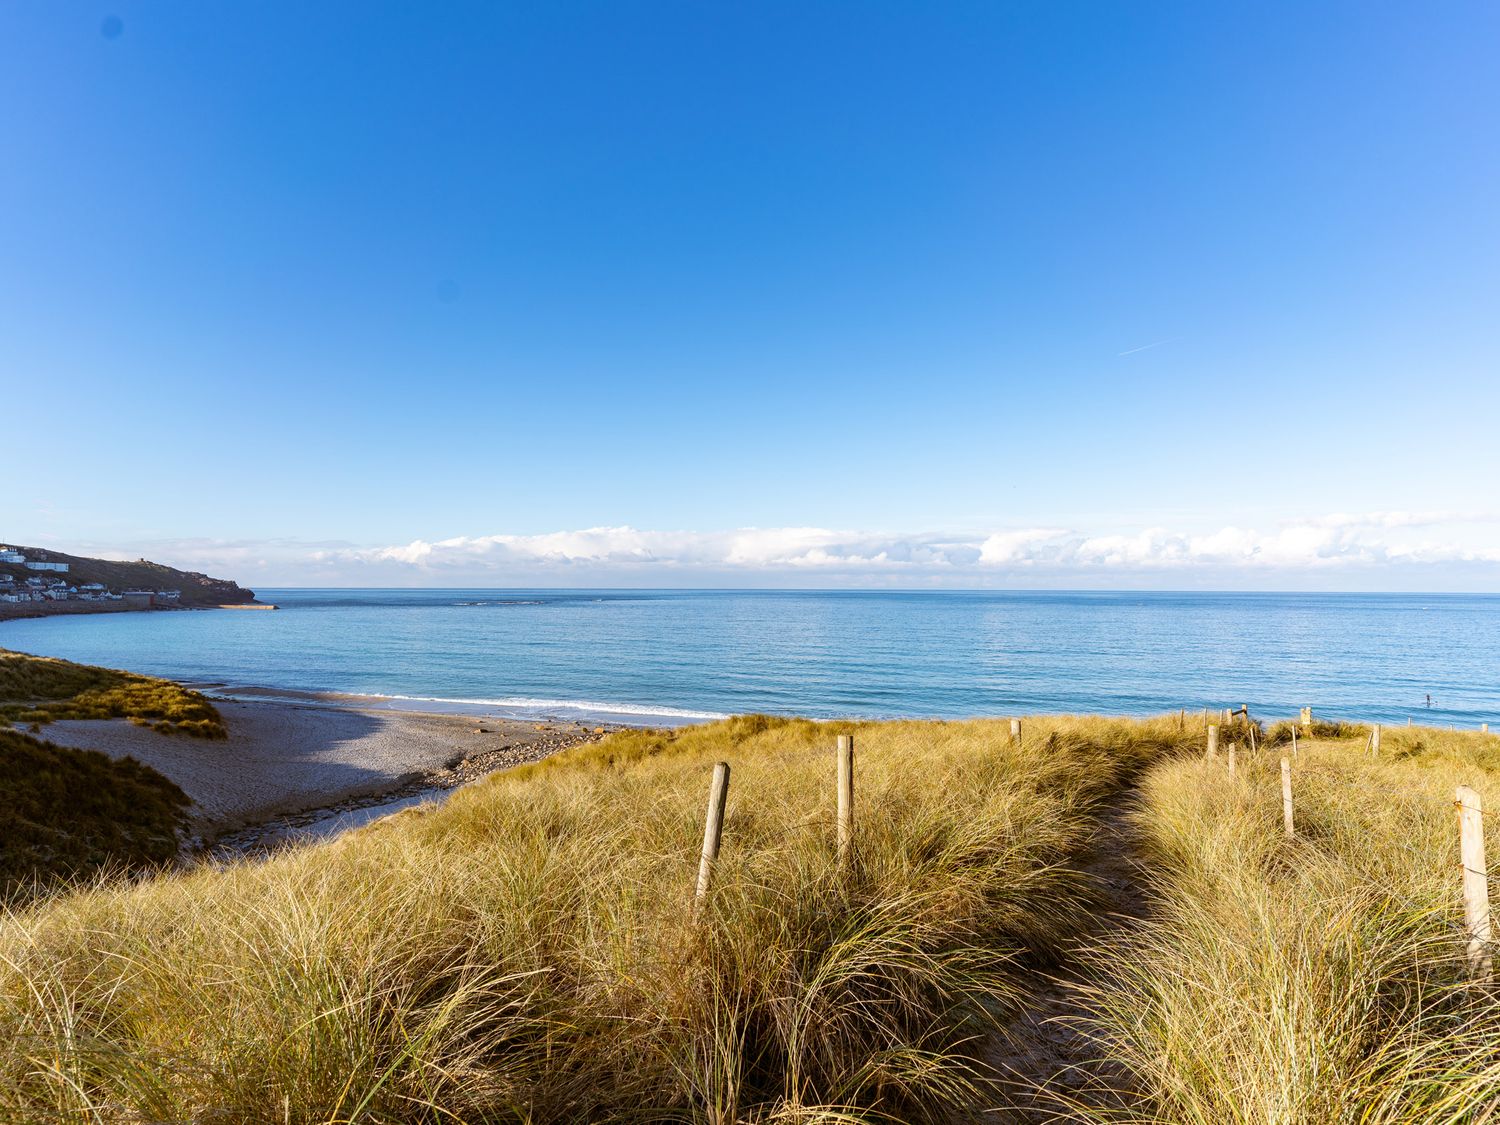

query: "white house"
left=25, top=560, right=69, bottom=573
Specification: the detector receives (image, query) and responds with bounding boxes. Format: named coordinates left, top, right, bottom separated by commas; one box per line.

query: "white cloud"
left=62, top=512, right=1500, bottom=589
left=308, top=511, right=1500, bottom=577
left=977, top=528, right=1068, bottom=564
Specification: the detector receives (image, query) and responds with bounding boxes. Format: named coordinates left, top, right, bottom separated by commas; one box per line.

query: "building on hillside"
left=0, top=548, right=24, bottom=564
left=25, top=560, right=68, bottom=573
left=79, top=582, right=106, bottom=591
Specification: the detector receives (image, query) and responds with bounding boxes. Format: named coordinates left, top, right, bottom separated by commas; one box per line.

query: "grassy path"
left=980, top=793, right=1153, bottom=1122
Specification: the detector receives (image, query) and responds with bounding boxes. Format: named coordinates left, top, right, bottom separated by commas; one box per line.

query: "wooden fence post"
left=1484, top=723, right=1490, bottom=734
left=837, top=735, right=854, bottom=866
left=1291, top=725, right=1298, bottom=758
left=1281, top=757, right=1295, bottom=838
left=1206, top=724, right=1219, bottom=759
left=1228, top=741, right=1237, bottom=779
left=1457, top=785, right=1492, bottom=979
left=1301, top=706, right=1312, bottom=729
left=1371, top=723, right=1382, bottom=757
left=1010, top=718, right=1022, bottom=746
left=1248, top=720, right=1258, bottom=754
left=1224, top=707, right=1233, bottom=725
left=694, top=762, right=731, bottom=912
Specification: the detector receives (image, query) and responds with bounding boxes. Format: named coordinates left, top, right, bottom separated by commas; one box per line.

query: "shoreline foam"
left=199, top=682, right=729, bottom=726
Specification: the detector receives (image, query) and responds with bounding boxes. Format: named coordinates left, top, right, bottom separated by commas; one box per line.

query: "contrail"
left=1117, top=338, right=1177, bottom=357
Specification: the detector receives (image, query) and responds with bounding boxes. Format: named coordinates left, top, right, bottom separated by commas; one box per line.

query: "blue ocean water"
left=2, top=589, right=1497, bottom=727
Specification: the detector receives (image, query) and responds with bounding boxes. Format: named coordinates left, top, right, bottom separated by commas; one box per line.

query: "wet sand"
left=43, top=698, right=600, bottom=841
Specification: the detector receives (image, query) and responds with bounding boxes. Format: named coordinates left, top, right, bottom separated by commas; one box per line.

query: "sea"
left=2, top=589, right=1497, bottom=728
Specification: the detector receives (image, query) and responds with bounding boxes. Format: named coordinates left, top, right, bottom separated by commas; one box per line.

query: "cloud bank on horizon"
left=66, top=511, right=1500, bottom=590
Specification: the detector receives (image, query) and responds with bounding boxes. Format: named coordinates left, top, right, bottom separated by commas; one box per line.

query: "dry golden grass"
left=0, top=647, right=226, bottom=737
left=0, top=713, right=1196, bottom=1124
left=9, top=711, right=1498, bottom=1123
left=1078, top=723, right=1500, bottom=1124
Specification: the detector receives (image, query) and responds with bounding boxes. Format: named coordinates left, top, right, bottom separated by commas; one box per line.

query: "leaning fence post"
left=1291, top=724, right=1298, bottom=758
left=1281, top=757, right=1295, bottom=838
left=694, top=762, right=731, bottom=913
left=837, top=734, right=854, bottom=866
left=1206, top=724, right=1219, bottom=759
left=1457, top=786, right=1492, bottom=979
left=1009, top=718, right=1022, bottom=746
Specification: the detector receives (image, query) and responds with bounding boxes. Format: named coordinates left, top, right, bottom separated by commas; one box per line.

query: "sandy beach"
left=43, top=696, right=600, bottom=841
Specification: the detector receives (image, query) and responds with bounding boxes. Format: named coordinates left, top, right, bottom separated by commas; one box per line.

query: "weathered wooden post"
left=1371, top=723, right=1382, bottom=756
left=1010, top=718, right=1022, bottom=746
left=1206, top=724, right=1219, bottom=759
left=1301, top=706, right=1312, bottom=729
left=1248, top=720, right=1258, bottom=754
left=1484, top=723, right=1491, bottom=734
left=1228, top=741, right=1237, bottom=779
left=837, top=734, right=854, bottom=866
left=1456, top=786, right=1492, bottom=978
left=1281, top=757, right=1295, bottom=838
left=1291, top=725, right=1298, bottom=758
left=694, top=762, right=731, bottom=913
left=1224, top=707, right=1233, bottom=725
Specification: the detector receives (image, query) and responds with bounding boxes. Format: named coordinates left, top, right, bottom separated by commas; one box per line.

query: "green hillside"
left=0, top=543, right=256, bottom=607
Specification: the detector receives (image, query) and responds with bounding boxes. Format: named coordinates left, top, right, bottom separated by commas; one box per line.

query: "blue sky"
left=4, top=3, right=1499, bottom=588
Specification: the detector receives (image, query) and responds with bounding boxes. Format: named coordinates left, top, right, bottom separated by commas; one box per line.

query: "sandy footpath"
left=42, top=699, right=596, bottom=839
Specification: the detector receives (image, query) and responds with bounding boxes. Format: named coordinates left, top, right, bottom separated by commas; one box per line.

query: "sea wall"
left=0, top=600, right=140, bottom=622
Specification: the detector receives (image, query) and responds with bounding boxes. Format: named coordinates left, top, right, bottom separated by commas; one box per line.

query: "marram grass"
left=0, top=713, right=1193, bottom=1124
left=7, top=713, right=1499, bottom=1123
left=0, top=647, right=226, bottom=737
left=1073, top=723, right=1500, bottom=1125
left=0, top=727, right=190, bottom=898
